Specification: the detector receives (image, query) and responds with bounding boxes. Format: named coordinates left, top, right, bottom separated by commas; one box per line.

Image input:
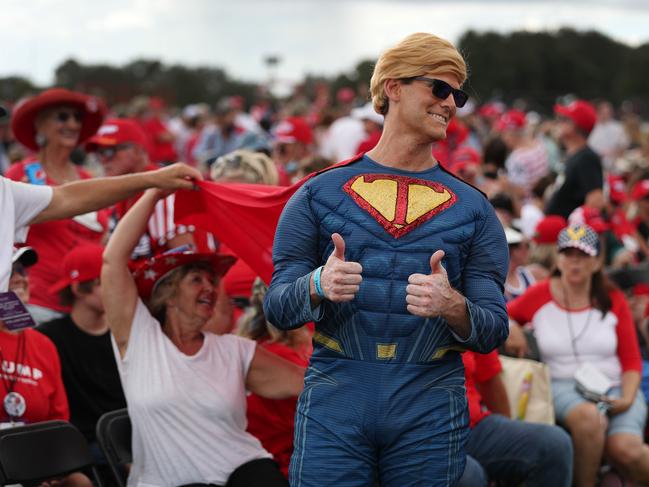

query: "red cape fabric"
left=175, top=155, right=362, bottom=284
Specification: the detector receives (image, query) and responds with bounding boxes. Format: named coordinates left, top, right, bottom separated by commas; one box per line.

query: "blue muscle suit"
left=264, top=155, right=509, bottom=486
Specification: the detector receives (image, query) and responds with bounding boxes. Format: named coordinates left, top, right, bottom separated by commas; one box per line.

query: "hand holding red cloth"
left=175, top=156, right=363, bottom=284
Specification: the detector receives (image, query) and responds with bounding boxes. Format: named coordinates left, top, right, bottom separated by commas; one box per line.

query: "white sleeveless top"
left=112, top=299, right=271, bottom=487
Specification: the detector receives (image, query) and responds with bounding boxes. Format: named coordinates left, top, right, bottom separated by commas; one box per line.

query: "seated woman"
left=101, top=188, right=303, bottom=487
left=507, top=223, right=649, bottom=487
left=238, top=278, right=312, bottom=477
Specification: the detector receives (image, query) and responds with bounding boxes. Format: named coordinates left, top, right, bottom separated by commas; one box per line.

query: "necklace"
left=561, top=283, right=592, bottom=362
left=0, top=332, right=27, bottom=421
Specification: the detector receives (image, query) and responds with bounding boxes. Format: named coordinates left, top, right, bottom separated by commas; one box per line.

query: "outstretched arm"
left=102, top=189, right=166, bottom=358
left=32, top=162, right=201, bottom=224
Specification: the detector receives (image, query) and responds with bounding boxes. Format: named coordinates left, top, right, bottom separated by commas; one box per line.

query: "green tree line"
left=457, top=28, right=649, bottom=112
left=0, top=28, right=647, bottom=113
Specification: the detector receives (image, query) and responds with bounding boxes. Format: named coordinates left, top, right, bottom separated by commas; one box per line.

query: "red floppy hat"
left=11, top=88, right=107, bottom=151
left=132, top=250, right=237, bottom=300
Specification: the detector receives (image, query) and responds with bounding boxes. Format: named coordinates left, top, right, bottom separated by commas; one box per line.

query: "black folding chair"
left=96, top=408, right=132, bottom=487
left=0, top=420, right=101, bottom=487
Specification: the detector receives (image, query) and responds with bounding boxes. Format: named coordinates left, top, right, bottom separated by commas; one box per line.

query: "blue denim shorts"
left=552, top=379, right=647, bottom=437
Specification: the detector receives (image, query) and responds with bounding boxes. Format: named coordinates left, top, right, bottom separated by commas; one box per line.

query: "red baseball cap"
left=449, top=146, right=481, bottom=175
left=554, top=100, right=597, bottom=135
left=11, top=88, right=107, bottom=151
left=86, top=118, right=149, bottom=151
left=49, top=244, right=104, bottom=294
left=632, top=180, right=649, bottom=201
left=533, top=215, right=567, bottom=244
left=496, top=110, right=526, bottom=132
left=478, top=102, right=505, bottom=119
left=132, top=250, right=237, bottom=300
left=273, top=117, right=313, bottom=145
left=569, top=205, right=609, bottom=234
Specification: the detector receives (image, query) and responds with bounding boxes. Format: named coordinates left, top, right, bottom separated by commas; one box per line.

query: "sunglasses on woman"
left=54, top=110, right=83, bottom=123
left=407, top=76, right=469, bottom=108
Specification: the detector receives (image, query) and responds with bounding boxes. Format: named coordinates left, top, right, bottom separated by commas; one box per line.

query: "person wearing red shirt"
left=140, top=97, right=178, bottom=165
left=1, top=90, right=203, bottom=318
left=7, top=88, right=111, bottom=323
left=507, top=223, right=649, bottom=487
left=3, top=252, right=94, bottom=487
left=457, top=350, right=572, bottom=486
left=86, top=118, right=217, bottom=258
left=239, top=278, right=312, bottom=478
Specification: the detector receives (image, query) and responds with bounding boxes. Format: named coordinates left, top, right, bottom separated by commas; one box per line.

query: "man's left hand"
left=406, top=250, right=454, bottom=318
left=148, top=162, right=203, bottom=191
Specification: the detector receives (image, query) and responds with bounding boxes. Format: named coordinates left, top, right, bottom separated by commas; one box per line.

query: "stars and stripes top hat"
left=132, top=246, right=237, bottom=300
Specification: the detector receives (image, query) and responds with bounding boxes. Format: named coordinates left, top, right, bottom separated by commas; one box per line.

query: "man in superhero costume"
left=263, top=33, right=510, bottom=486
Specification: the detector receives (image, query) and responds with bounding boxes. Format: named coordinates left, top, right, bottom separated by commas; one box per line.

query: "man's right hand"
left=148, top=162, right=203, bottom=191
left=315, top=233, right=363, bottom=303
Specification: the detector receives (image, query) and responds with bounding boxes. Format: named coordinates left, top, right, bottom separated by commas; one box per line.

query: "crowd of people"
left=1, top=30, right=649, bottom=486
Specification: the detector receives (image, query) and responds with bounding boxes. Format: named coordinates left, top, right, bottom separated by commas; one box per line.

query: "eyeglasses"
left=408, top=76, right=469, bottom=108
left=53, top=110, right=83, bottom=124
left=97, top=144, right=133, bottom=161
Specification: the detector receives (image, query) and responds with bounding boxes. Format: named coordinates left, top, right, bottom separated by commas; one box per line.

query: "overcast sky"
left=4, top=0, right=649, bottom=87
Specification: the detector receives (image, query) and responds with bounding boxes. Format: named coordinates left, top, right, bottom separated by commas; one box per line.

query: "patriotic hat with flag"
left=557, top=223, right=600, bottom=257
left=132, top=247, right=237, bottom=300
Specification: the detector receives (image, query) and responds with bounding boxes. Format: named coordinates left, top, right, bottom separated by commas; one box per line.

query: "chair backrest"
left=96, top=408, right=132, bottom=487
left=0, top=420, right=95, bottom=485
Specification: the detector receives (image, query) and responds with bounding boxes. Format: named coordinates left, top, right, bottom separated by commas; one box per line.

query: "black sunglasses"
left=409, top=76, right=469, bottom=108
left=54, top=110, right=83, bottom=123
left=97, top=143, right=133, bottom=161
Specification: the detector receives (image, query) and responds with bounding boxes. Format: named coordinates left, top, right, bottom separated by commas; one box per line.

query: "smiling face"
left=35, top=104, right=82, bottom=150
left=390, top=72, right=460, bottom=143
left=168, top=268, right=218, bottom=323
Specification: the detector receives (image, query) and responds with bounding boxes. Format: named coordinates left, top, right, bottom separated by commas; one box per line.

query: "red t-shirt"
left=6, top=161, right=109, bottom=311
left=0, top=329, right=68, bottom=425
left=246, top=341, right=310, bottom=478
left=462, top=350, right=502, bottom=428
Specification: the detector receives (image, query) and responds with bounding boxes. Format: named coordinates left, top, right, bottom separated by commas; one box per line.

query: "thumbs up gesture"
left=406, top=250, right=453, bottom=318
left=317, top=233, right=363, bottom=302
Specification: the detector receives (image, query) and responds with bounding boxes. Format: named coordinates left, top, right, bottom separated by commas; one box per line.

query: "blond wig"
left=370, top=32, right=467, bottom=115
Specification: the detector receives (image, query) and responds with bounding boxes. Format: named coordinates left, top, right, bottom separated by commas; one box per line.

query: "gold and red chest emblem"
left=343, top=173, right=457, bottom=238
